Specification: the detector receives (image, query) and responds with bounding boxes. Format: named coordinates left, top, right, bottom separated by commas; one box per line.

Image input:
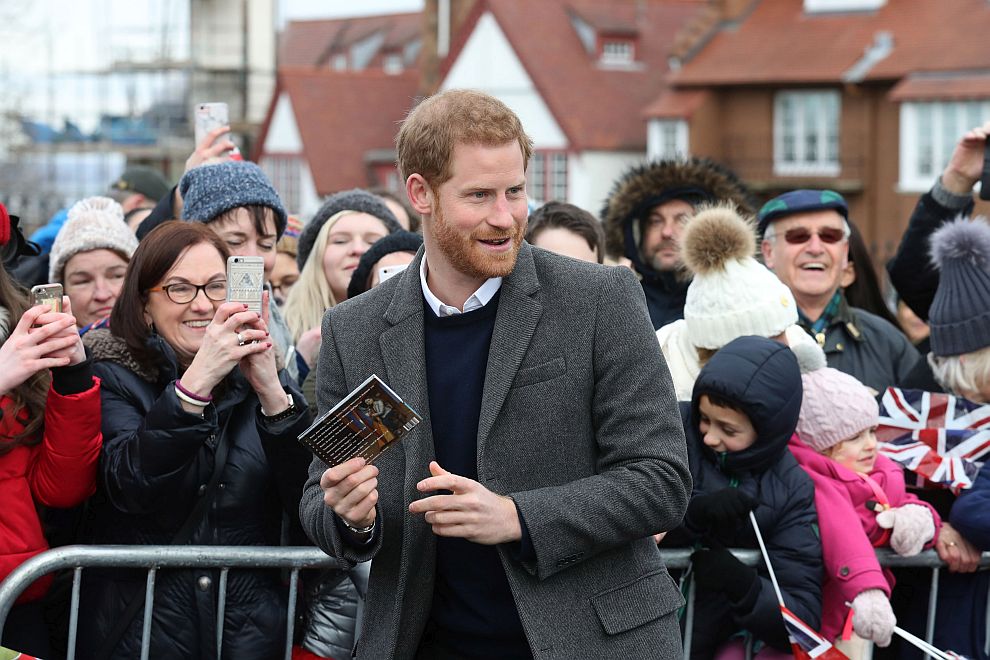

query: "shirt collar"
left=420, top=255, right=502, bottom=317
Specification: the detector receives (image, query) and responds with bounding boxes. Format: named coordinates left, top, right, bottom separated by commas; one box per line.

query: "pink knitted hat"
left=796, top=366, right=878, bottom=452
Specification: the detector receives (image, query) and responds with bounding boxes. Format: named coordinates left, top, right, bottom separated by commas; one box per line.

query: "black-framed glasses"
left=783, top=227, right=847, bottom=245
left=148, top=280, right=227, bottom=304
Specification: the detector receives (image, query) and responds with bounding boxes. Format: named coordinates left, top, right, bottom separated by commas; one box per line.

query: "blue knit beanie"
left=757, top=189, right=848, bottom=237
left=929, top=217, right=990, bottom=356
left=298, top=189, right=402, bottom=269
left=179, top=161, right=288, bottom=237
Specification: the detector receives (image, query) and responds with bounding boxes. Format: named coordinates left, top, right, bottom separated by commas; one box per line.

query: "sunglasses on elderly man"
left=782, top=226, right=846, bottom=245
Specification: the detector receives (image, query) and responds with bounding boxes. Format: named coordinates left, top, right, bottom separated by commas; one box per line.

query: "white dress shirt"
left=419, top=256, right=502, bottom=317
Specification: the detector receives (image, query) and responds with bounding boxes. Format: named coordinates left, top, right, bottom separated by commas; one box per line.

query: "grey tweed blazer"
left=300, top=243, right=691, bottom=659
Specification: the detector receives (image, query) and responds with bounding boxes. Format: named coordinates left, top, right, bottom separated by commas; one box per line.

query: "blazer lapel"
left=477, top=243, right=543, bottom=451
left=380, top=250, right=435, bottom=498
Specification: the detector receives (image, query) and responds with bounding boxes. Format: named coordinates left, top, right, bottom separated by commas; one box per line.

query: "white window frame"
left=526, top=150, right=568, bottom=205
left=899, top=99, right=990, bottom=192
left=804, top=0, right=886, bottom=12
left=647, top=119, right=689, bottom=161
left=600, top=40, right=634, bottom=65
left=260, top=154, right=303, bottom=214
left=773, top=90, right=841, bottom=177
left=383, top=53, right=404, bottom=75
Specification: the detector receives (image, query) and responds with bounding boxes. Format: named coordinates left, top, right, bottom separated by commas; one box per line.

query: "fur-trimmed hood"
left=83, top=327, right=287, bottom=386
left=83, top=328, right=162, bottom=383
left=600, top=157, right=754, bottom=277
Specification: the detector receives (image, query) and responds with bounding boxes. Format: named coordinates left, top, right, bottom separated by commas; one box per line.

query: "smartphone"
left=378, top=264, right=408, bottom=284
left=30, top=283, right=63, bottom=313
left=194, top=102, right=242, bottom=159
left=226, top=256, right=264, bottom=315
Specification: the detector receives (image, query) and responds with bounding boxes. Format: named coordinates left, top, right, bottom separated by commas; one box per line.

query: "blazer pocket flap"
left=512, top=357, right=566, bottom=388
left=592, top=569, right=683, bottom=636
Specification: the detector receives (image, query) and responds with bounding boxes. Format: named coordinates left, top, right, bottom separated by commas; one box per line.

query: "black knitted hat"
left=298, top=189, right=403, bottom=269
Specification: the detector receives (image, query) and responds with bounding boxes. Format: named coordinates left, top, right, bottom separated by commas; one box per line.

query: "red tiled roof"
left=267, top=69, right=420, bottom=194
left=279, top=13, right=422, bottom=68
left=642, top=88, right=709, bottom=118
left=673, top=0, right=990, bottom=86
left=890, top=72, right=990, bottom=101
left=444, top=0, right=707, bottom=151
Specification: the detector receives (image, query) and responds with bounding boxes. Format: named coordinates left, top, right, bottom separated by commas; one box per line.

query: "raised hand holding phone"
left=0, top=304, right=79, bottom=396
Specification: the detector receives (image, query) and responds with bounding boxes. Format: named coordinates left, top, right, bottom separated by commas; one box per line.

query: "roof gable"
left=439, top=0, right=707, bottom=151
left=267, top=69, right=420, bottom=194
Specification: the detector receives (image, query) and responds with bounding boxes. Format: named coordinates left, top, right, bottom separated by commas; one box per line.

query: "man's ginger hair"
left=396, top=89, right=533, bottom=189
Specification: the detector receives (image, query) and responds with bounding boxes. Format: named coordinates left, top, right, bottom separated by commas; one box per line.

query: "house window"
left=330, top=53, right=347, bottom=71
left=899, top=99, right=990, bottom=191
left=804, top=0, right=886, bottom=12
left=600, top=40, right=634, bottom=65
left=383, top=53, right=404, bottom=74
left=774, top=90, right=841, bottom=176
left=647, top=119, right=689, bottom=160
left=260, top=155, right=303, bottom=214
left=526, top=151, right=568, bottom=204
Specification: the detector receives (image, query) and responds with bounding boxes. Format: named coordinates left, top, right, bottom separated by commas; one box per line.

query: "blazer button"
left=197, top=576, right=212, bottom=591
left=839, top=566, right=850, bottom=577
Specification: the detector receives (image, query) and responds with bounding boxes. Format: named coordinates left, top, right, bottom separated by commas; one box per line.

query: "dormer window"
left=330, top=53, right=347, bottom=71
left=600, top=38, right=635, bottom=65
left=804, top=0, right=886, bottom=12
left=383, top=53, right=404, bottom=74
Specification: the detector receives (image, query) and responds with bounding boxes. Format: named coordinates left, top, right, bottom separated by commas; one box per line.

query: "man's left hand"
left=410, top=461, right=522, bottom=545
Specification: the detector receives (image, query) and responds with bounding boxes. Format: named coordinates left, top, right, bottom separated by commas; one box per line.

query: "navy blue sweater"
left=421, top=290, right=532, bottom=659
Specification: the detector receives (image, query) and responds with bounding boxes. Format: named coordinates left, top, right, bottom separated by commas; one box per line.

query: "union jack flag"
left=781, top=606, right=848, bottom=659
left=877, top=387, right=990, bottom=491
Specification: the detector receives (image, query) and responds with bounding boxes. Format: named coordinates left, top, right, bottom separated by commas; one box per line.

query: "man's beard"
left=431, top=201, right=524, bottom=280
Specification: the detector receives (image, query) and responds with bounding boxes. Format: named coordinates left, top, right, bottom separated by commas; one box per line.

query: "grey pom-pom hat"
left=929, top=216, right=990, bottom=356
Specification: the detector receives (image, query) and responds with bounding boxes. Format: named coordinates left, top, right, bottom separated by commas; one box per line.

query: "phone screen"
left=226, top=256, right=264, bottom=314
left=195, top=102, right=229, bottom=146
left=30, top=284, right=63, bottom=313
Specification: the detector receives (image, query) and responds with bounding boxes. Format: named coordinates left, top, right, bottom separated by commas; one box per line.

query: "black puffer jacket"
left=665, top=336, right=822, bottom=657
left=77, top=329, right=313, bottom=660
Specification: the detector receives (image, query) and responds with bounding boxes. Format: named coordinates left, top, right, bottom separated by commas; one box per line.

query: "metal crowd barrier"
left=0, top=545, right=987, bottom=660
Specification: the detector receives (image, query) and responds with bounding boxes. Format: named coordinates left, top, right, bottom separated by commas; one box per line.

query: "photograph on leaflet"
left=298, top=374, right=421, bottom=467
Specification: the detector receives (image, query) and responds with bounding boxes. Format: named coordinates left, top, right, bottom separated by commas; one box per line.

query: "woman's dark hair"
left=843, top=221, right=899, bottom=328
left=110, top=221, right=229, bottom=368
left=0, top=265, right=51, bottom=453
left=526, top=201, right=606, bottom=263
left=211, top=204, right=277, bottom=239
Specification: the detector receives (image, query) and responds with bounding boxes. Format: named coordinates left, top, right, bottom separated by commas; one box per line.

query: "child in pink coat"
left=789, top=347, right=940, bottom=656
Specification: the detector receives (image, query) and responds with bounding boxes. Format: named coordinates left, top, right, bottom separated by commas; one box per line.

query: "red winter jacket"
left=0, top=378, right=101, bottom=603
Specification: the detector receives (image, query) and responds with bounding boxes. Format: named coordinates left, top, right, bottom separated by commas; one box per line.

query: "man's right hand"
left=320, top=457, right=379, bottom=529
left=941, top=121, right=990, bottom=194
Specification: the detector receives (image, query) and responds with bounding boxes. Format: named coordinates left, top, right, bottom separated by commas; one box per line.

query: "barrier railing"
left=0, top=546, right=987, bottom=660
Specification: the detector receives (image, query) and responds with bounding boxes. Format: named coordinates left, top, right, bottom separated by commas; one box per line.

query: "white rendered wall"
left=263, top=94, right=303, bottom=153
left=441, top=12, right=567, bottom=149
left=569, top=151, right=646, bottom=213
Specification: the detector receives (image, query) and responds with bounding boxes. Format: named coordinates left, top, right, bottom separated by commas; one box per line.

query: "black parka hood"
left=691, top=335, right=802, bottom=474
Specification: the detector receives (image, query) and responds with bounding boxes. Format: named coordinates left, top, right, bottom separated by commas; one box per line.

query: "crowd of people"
left=0, top=88, right=988, bottom=660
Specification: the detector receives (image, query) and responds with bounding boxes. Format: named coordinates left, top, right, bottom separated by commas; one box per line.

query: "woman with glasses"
left=78, top=221, right=311, bottom=660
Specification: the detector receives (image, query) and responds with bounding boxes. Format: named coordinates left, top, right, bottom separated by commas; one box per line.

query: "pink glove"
left=876, top=503, right=936, bottom=556
left=851, top=589, right=896, bottom=647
